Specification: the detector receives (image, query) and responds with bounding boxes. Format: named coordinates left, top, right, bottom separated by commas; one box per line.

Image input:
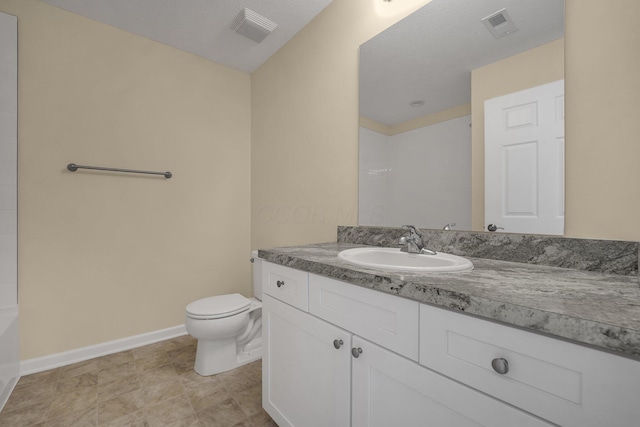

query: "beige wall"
left=359, top=116, right=392, bottom=136
left=359, top=103, right=471, bottom=136
left=251, top=0, right=431, bottom=250
left=471, top=38, right=564, bottom=232
left=565, top=0, right=640, bottom=240
left=390, top=104, right=471, bottom=136
left=0, top=0, right=252, bottom=360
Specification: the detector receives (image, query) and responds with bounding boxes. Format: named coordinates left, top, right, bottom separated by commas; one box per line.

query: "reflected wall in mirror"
left=358, top=0, right=564, bottom=234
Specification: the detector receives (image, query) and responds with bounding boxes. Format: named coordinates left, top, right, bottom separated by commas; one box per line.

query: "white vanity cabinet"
left=262, top=261, right=554, bottom=426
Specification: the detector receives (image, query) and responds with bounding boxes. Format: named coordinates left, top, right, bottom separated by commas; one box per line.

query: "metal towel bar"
left=67, top=163, right=172, bottom=179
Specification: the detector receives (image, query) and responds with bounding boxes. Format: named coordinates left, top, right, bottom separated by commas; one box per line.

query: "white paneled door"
left=484, top=80, right=564, bottom=235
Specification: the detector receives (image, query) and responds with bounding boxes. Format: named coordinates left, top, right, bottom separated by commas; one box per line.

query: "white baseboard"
left=20, top=324, right=187, bottom=376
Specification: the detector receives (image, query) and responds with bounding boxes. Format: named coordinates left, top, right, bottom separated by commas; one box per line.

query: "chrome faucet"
left=398, top=225, right=436, bottom=255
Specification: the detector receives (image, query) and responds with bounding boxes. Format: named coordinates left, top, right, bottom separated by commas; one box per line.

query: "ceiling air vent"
left=481, top=8, right=518, bottom=39
left=231, top=8, right=277, bottom=43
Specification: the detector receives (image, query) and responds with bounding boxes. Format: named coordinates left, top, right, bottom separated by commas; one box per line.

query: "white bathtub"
left=0, top=306, right=19, bottom=412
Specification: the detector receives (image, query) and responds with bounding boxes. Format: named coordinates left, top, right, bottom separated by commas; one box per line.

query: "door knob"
left=276, top=280, right=284, bottom=288
left=333, top=339, right=344, bottom=349
left=351, top=347, right=363, bottom=358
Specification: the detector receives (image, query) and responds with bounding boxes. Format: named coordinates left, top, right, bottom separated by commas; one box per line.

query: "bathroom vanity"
left=259, top=229, right=640, bottom=427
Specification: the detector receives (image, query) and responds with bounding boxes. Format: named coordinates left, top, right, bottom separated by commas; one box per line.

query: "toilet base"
left=193, top=335, right=262, bottom=376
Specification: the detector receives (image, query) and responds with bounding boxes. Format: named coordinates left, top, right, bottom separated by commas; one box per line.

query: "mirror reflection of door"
left=484, top=80, right=564, bottom=235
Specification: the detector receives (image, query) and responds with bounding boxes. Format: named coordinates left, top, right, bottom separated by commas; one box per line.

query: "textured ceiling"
left=40, top=0, right=334, bottom=73
left=360, top=0, right=565, bottom=126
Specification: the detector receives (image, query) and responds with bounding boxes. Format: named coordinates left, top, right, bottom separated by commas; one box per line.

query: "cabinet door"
left=351, top=336, right=554, bottom=427
left=262, top=294, right=351, bottom=427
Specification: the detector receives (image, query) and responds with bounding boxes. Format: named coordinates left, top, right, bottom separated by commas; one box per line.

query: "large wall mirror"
left=359, top=0, right=564, bottom=234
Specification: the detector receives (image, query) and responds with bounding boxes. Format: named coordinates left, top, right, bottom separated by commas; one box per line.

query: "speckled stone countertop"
left=258, top=242, right=640, bottom=360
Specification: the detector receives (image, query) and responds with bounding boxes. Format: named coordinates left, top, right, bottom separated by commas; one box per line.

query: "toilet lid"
left=186, top=293, right=251, bottom=319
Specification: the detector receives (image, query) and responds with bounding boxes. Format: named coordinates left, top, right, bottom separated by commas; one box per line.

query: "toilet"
left=185, top=251, right=263, bottom=376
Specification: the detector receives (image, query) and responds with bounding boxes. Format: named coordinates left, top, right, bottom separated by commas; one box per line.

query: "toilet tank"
left=251, top=250, right=263, bottom=300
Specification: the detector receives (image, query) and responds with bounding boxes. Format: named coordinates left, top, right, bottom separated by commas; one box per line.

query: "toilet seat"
left=186, top=293, right=251, bottom=320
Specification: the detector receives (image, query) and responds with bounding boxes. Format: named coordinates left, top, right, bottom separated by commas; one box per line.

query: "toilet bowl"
left=185, top=251, right=263, bottom=376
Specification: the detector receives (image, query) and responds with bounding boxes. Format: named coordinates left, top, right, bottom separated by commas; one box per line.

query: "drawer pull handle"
left=491, top=358, right=509, bottom=375
left=276, top=280, right=285, bottom=288
left=333, top=339, right=344, bottom=349
left=351, top=347, right=363, bottom=358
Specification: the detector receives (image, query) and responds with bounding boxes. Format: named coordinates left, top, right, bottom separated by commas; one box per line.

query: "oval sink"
left=338, top=247, right=473, bottom=272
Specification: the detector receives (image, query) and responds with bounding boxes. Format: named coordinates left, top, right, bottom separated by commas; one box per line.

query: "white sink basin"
left=338, top=247, right=473, bottom=272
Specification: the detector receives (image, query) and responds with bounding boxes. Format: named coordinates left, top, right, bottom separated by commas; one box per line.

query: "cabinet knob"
left=276, top=280, right=284, bottom=288
left=351, top=347, right=363, bottom=358
left=491, top=357, right=509, bottom=374
left=333, top=339, right=344, bottom=349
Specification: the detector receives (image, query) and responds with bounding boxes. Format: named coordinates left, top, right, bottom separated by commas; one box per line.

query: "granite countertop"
left=258, top=242, right=640, bottom=360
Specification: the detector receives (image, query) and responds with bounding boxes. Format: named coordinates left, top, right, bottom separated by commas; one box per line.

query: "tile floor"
left=0, top=335, right=277, bottom=427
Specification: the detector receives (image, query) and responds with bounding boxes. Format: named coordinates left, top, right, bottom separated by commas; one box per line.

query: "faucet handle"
left=401, top=225, right=423, bottom=237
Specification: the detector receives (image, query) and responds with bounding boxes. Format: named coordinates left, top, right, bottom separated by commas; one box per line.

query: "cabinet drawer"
left=262, top=262, right=309, bottom=311
left=309, top=274, right=419, bottom=361
left=419, top=304, right=640, bottom=427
